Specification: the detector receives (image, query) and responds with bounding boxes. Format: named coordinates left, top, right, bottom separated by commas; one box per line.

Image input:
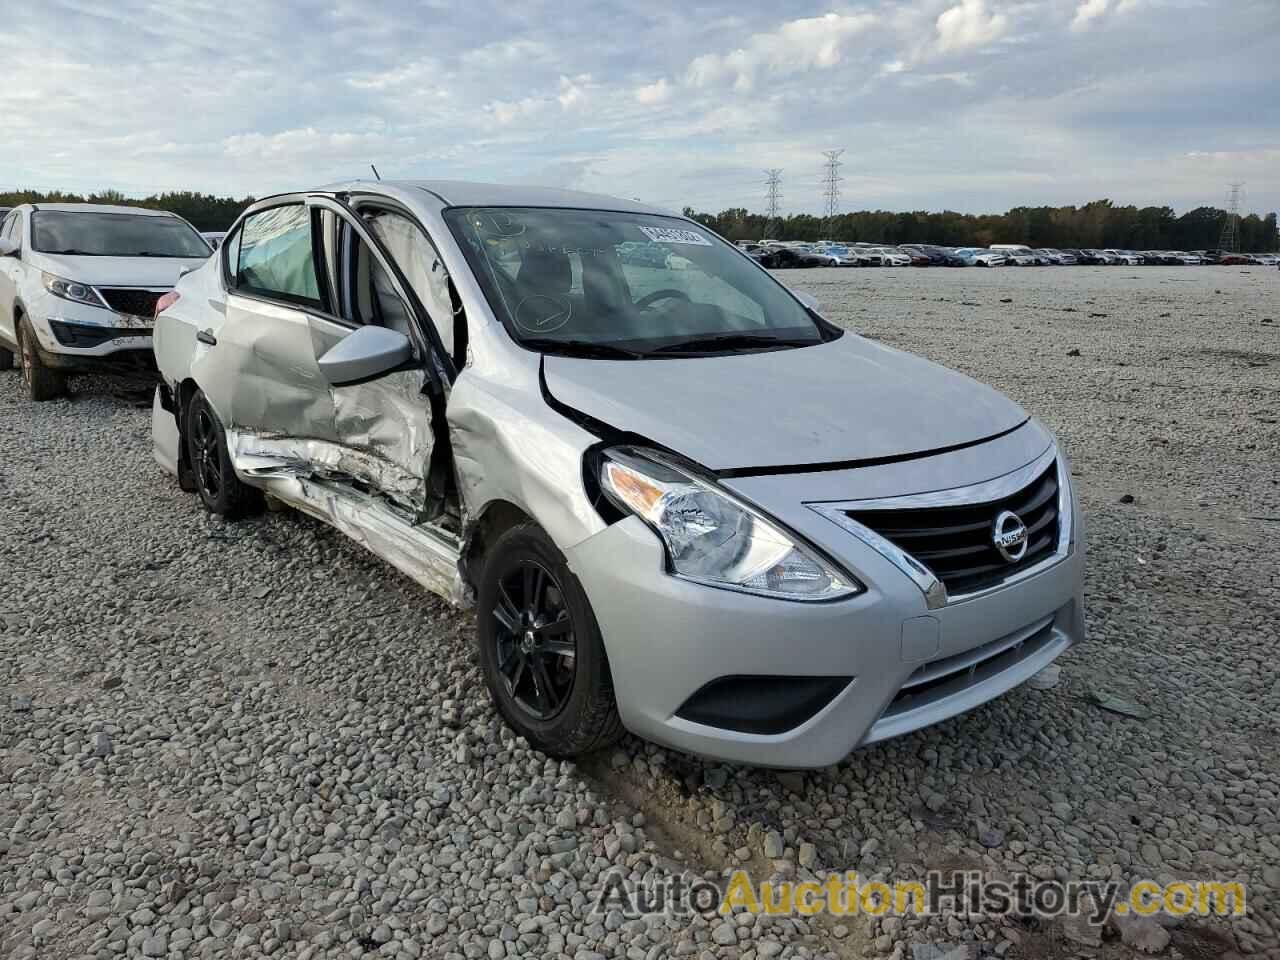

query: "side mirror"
left=0, top=239, right=18, bottom=258
left=790, top=288, right=821, bottom=313
left=318, top=325, right=414, bottom=387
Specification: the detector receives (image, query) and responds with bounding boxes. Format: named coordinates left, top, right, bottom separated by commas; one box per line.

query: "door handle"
left=196, top=329, right=217, bottom=346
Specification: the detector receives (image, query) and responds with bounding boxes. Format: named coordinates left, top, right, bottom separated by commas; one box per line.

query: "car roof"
left=318, top=178, right=673, bottom=216
left=14, top=202, right=175, bottom=217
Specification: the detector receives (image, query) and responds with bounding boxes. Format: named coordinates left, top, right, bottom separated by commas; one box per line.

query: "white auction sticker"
left=637, top=225, right=712, bottom=246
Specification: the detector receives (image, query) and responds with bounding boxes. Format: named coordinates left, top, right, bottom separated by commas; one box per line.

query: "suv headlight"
left=42, top=272, right=108, bottom=309
left=598, top=447, right=861, bottom=601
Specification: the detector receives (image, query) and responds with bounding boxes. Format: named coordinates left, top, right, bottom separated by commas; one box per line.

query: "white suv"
left=0, top=203, right=211, bottom=400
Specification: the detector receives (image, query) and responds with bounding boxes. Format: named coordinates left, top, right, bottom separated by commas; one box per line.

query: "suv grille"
left=98, top=288, right=165, bottom=318
left=846, top=464, right=1060, bottom=596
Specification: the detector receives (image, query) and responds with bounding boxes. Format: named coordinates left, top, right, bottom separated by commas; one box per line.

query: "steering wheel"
left=635, top=289, right=691, bottom=310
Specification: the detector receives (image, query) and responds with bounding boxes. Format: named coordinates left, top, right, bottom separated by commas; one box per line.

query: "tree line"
left=682, top=199, right=1279, bottom=252
left=4, top=188, right=1276, bottom=252
left=0, top=189, right=255, bottom=232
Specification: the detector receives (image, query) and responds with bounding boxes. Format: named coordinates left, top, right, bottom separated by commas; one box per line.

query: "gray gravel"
left=2, top=265, right=1277, bottom=960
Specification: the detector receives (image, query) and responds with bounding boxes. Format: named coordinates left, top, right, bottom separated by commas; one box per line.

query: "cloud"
left=936, top=0, right=1011, bottom=52
left=635, top=78, right=673, bottom=105
left=557, top=74, right=593, bottom=110
left=685, top=12, right=877, bottom=91
left=1071, top=0, right=1110, bottom=31
left=459, top=38, right=553, bottom=70
left=0, top=0, right=1276, bottom=220
left=485, top=97, right=546, bottom=126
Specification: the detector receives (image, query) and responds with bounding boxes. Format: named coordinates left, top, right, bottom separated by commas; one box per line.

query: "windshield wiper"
left=128, top=252, right=182, bottom=257
left=648, top=333, right=817, bottom=355
left=521, top=338, right=648, bottom=360
left=43, top=248, right=96, bottom=255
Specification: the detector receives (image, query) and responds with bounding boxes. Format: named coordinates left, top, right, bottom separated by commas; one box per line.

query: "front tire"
left=477, top=522, right=623, bottom=758
left=184, top=389, right=260, bottom=518
left=17, top=320, right=67, bottom=401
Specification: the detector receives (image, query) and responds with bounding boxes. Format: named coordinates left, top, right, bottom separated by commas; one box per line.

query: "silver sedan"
left=151, top=180, right=1085, bottom=768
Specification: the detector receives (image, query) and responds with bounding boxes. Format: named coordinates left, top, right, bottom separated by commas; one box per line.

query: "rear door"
left=193, top=199, right=339, bottom=448
left=304, top=195, right=452, bottom=518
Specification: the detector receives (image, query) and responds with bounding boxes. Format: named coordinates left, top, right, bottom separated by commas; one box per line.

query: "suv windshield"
left=32, top=211, right=210, bottom=258
left=444, top=207, right=831, bottom=357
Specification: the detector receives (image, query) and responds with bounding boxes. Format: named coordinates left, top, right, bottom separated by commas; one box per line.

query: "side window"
left=2, top=213, right=19, bottom=247
left=365, top=210, right=461, bottom=361
left=234, top=205, right=321, bottom=308
left=222, top=227, right=241, bottom=282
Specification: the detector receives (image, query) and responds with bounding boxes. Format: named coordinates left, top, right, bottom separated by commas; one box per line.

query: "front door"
left=304, top=197, right=448, bottom=517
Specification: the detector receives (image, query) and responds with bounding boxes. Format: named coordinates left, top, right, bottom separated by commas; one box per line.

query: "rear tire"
left=476, top=522, right=624, bottom=758
left=0, top=344, right=13, bottom=371
left=17, top=320, right=67, bottom=401
left=184, top=388, right=261, bottom=518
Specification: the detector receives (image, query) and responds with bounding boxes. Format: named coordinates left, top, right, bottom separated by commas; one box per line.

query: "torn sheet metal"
left=226, top=429, right=424, bottom=512
left=240, top=450, right=467, bottom=608
left=329, top=368, right=434, bottom=514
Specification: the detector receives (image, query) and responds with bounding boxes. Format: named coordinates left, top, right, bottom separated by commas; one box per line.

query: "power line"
left=1219, top=182, right=1243, bottom=253
left=763, top=168, right=782, bottom=238
left=821, top=149, right=845, bottom=225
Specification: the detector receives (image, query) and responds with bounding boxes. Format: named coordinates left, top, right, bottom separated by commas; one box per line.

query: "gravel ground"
left=2, top=265, right=1277, bottom=960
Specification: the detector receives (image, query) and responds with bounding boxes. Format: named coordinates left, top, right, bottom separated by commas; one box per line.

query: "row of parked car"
left=0, top=185, right=1088, bottom=769
left=737, top=239, right=1280, bottom=268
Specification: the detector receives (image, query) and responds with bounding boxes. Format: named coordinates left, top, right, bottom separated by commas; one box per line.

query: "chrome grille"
left=98, top=288, right=165, bottom=318
left=846, top=463, right=1060, bottom=596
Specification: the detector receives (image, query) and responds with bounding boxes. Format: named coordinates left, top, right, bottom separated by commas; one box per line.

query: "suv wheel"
left=477, top=522, right=624, bottom=758
left=184, top=389, right=261, bottom=518
left=17, top=320, right=68, bottom=401
left=0, top=343, right=13, bottom=371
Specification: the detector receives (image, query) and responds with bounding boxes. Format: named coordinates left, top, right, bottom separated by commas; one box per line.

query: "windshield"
left=445, top=207, right=830, bottom=357
left=32, top=211, right=210, bottom=257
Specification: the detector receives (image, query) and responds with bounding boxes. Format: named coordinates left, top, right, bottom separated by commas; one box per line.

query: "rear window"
left=31, top=211, right=210, bottom=258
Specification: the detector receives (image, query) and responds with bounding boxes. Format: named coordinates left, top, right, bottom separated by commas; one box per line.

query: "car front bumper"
left=26, top=307, right=157, bottom=377
left=566, top=457, right=1085, bottom=769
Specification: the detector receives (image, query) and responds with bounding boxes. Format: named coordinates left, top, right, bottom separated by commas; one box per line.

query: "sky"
left=1, top=0, right=1277, bottom=217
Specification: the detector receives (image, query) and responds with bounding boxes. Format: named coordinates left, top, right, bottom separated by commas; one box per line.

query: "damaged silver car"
left=151, top=181, right=1085, bottom=768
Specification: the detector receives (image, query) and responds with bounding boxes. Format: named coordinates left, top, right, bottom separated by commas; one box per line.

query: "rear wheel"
left=17, top=319, right=67, bottom=401
left=477, top=522, right=623, bottom=758
left=184, top=389, right=261, bottom=518
left=0, top=344, right=13, bottom=371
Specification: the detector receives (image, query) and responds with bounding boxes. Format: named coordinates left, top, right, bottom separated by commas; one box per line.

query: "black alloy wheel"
left=491, top=560, right=577, bottom=720
left=476, top=521, right=623, bottom=757
left=190, top=401, right=224, bottom=502
left=183, top=388, right=260, bottom=518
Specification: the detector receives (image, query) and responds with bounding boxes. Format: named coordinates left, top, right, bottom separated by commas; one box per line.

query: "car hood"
left=28, top=252, right=210, bottom=288
left=543, top=334, right=1028, bottom=472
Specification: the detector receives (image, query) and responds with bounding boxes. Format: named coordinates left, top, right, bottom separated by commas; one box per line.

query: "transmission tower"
left=763, top=169, right=782, bottom=239
left=1219, top=182, right=1243, bottom=252
left=821, top=149, right=845, bottom=225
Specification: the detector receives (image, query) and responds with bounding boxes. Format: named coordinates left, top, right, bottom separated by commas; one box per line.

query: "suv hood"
left=28, top=252, right=209, bottom=288
left=544, top=335, right=1028, bottom=472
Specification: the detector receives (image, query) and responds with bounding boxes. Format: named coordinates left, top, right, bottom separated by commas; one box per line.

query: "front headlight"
left=42, top=272, right=108, bottom=309
left=598, top=447, right=862, bottom=601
